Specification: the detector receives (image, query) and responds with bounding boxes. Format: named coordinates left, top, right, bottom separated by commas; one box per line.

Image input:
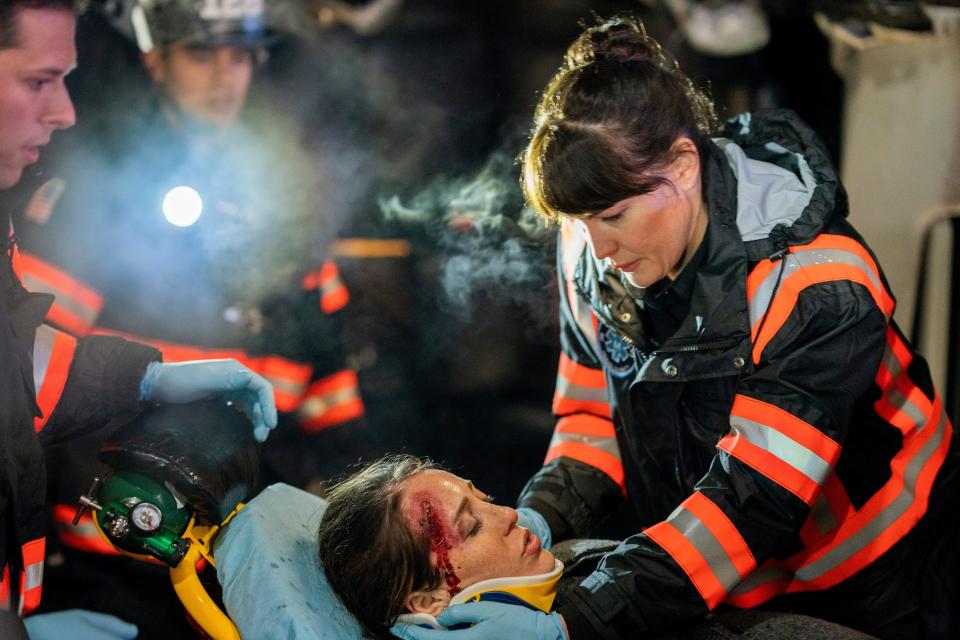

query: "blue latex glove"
left=24, top=610, right=138, bottom=640
left=139, top=359, right=278, bottom=442
left=517, top=506, right=553, bottom=551
left=391, top=602, right=567, bottom=640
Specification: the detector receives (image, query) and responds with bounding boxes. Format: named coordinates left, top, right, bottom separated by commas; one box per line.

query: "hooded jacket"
left=517, top=110, right=960, bottom=639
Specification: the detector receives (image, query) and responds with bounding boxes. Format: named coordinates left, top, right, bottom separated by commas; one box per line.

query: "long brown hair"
left=317, top=455, right=442, bottom=639
left=521, top=14, right=716, bottom=223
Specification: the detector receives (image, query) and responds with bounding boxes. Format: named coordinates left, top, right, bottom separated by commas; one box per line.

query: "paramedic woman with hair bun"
left=393, top=14, right=960, bottom=640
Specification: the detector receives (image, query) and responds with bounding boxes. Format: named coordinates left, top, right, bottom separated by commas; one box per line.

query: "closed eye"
left=601, top=212, right=622, bottom=223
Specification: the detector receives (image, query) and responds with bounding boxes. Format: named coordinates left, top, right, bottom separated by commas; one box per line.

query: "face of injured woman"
left=400, top=470, right=556, bottom=615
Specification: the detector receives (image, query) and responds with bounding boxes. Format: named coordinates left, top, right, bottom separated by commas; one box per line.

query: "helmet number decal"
left=199, top=0, right=264, bottom=20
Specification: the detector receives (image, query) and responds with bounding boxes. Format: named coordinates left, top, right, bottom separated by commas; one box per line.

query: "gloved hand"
left=391, top=602, right=567, bottom=640
left=139, top=359, right=278, bottom=442
left=24, top=610, right=138, bottom=640
left=517, top=506, right=553, bottom=551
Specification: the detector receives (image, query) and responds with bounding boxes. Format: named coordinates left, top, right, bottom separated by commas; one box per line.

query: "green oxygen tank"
left=84, top=470, right=193, bottom=567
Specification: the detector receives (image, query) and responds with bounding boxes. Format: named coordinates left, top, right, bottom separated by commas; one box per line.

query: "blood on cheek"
left=412, top=492, right=462, bottom=596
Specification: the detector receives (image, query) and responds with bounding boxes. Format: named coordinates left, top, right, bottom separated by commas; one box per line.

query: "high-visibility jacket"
left=14, top=107, right=363, bottom=554
left=1, top=212, right=160, bottom=615
left=518, top=110, right=960, bottom=639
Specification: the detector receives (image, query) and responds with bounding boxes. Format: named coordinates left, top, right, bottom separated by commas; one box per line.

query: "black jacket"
left=518, top=111, right=960, bottom=639
left=1, top=207, right=158, bottom=611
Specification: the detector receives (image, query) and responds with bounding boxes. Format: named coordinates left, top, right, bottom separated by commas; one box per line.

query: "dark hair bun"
left=565, top=15, right=661, bottom=68
left=589, top=22, right=658, bottom=64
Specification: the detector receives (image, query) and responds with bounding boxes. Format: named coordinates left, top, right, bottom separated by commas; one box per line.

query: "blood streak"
left=414, top=493, right=462, bottom=596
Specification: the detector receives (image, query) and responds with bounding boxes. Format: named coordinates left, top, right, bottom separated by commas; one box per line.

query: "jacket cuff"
left=557, top=599, right=605, bottom=640
left=95, top=336, right=162, bottom=413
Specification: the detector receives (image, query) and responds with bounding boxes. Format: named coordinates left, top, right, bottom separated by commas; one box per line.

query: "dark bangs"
left=540, top=120, right=671, bottom=217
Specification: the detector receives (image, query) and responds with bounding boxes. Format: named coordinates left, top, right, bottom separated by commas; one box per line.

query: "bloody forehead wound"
left=412, top=491, right=462, bottom=596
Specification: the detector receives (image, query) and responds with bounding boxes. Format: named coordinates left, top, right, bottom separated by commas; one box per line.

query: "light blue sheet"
left=213, top=483, right=367, bottom=639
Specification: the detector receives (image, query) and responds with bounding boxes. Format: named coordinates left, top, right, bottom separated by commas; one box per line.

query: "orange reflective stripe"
left=51, top=505, right=121, bottom=556
left=554, top=413, right=617, bottom=438
left=684, top=493, right=756, bottom=578
left=645, top=522, right=726, bottom=609
left=799, top=471, right=854, bottom=544
left=19, top=538, right=44, bottom=614
left=0, top=564, right=9, bottom=611
left=793, top=400, right=949, bottom=586
left=725, top=564, right=792, bottom=608
left=719, top=395, right=841, bottom=506
left=557, top=352, right=606, bottom=387
left=331, top=238, right=412, bottom=258
left=645, top=492, right=757, bottom=609
left=874, top=328, right=933, bottom=437
left=33, top=325, right=77, bottom=431
left=303, top=261, right=350, bottom=314
left=321, top=286, right=349, bottom=314
left=546, top=415, right=625, bottom=494
left=17, top=252, right=103, bottom=335
left=553, top=353, right=611, bottom=418
left=92, top=329, right=312, bottom=413
left=731, top=396, right=841, bottom=464
left=727, top=397, right=952, bottom=606
left=301, top=370, right=363, bottom=432
left=747, top=235, right=895, bottom=364
left=643, top=491, right=757, bottom=609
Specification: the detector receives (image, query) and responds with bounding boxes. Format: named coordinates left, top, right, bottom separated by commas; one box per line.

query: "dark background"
left=64, top=0, right=843, bottom=504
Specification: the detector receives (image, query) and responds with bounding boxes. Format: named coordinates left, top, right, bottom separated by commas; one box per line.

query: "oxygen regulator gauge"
left=75, top=471, right=193, bottom=566
left=131, top=502, right=164, bottom=533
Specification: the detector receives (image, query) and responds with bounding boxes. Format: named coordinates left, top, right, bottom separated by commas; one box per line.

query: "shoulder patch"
left=597, top=322, right=637, bottom=378
left=24, top=177, right=67, bottom=225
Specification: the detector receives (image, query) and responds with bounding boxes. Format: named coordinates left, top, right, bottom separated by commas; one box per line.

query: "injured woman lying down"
left=311, top=457, right=876, bottom=640
left=207, top=450, right=878, bottom=639
left=316, top=455, right=562, bottom=639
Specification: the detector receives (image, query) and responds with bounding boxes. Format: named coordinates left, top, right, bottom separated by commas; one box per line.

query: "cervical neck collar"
left=397, top=559, right=563, bottom=630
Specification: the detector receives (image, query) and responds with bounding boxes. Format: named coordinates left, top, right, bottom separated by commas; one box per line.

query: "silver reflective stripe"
left=886, top=386, right=927, bottom=432
left=32, top=325, right=56, bottom=393
left=20, top=273, right=98, bottom=326
left=574, top=296, right=600, bottom=355
left=23, top=563, right=42, bottom=591
left=322, top=386, right=358, bottom=407
left=730, top=416, right=832, bottom=486
left=302, top=386, right=358, bottom=418
left=320, top=278, right=342, bottom=297
left=808, top=493, right=838, bottom=536
left=880, top=345, right=927, bottom=432
left=549, top=430, right=621, bottom=460
left=730, top=564, right=791, bottom=596
left=555, top=373, right=608, bottom=405
left=794, top=409, right=947, bottom=582
left=667, top=505, right=742, bottom=592
left=749, top=248, right=884, bottom=331
left=264, top=374, right=307, bottom=397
